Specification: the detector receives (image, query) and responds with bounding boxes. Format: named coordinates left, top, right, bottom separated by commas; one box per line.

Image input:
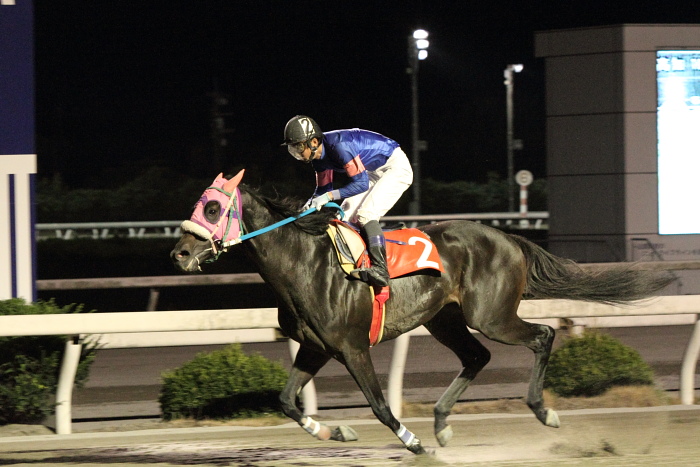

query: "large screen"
left=657, top=50, right=700, bottom=235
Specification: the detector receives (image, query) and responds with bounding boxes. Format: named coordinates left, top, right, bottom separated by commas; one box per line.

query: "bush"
left=0, top=299, right=96, bottom=424
left=36, top=166, right=549, bottom=222
left=544, top=331, right=654, bottom=397
left=159, top=343, right=288, bottom=420
left=36, top=166, right=212, bottom=222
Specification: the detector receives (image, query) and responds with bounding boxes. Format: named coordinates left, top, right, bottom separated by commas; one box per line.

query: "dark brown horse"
left=170, top=171, right=672, bottom=454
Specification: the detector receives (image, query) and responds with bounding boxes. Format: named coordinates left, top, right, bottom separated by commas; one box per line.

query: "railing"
left=35, top=212, right=550, bottom=240
left=36, top=273, right=265, bottom=312
left=1, top=296, right=698, bottom=436
left=36, top=259, right=700, bottom=312
left=36, top=220, right=185, bottom=240
left=21, top=260, right=700, bottom=435
left=0, top=309, right=279, bottom=436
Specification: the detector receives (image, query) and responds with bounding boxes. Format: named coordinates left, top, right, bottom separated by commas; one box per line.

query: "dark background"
left=33, top=1, right=700, bottom=191
left=29, top=1, right=699, bottom=310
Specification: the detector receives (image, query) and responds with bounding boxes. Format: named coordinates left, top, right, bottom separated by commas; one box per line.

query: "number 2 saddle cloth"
left=326, top=220, right=445, bottom=346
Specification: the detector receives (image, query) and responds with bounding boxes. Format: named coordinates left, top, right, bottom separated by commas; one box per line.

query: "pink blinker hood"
left=180, top=170, right=245, bottom=247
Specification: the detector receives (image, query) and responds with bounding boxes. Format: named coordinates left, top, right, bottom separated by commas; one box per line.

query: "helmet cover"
left=282, top=115, right=323, bottom=145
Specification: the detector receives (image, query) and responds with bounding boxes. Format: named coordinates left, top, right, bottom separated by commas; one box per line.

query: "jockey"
left=282, top=115, right=413, bottom=287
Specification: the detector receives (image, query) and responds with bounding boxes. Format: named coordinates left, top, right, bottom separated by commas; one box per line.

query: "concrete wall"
left=535, top=24, right=700, bottom=273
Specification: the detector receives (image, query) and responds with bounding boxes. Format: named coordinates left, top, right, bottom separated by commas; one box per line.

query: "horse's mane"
left=240, top=185, right=338, bottom=236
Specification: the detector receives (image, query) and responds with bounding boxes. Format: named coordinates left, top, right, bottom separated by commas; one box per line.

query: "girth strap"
left=370, top=286, right=390, bottom=347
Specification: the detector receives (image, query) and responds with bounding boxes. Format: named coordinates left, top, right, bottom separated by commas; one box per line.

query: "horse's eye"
left=203, top=200, right=221, bottom=223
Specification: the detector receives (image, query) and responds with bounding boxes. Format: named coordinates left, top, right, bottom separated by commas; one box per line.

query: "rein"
left=220, top=202, right=344, bottom=248
left=212, top=197, right=344, bottom=256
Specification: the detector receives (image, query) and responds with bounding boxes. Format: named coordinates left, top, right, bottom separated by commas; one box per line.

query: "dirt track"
left=1, top=406, right=699, bottom=466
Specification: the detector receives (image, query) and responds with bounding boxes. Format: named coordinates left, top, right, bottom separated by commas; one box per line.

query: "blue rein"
left=221, top=202, right=345, bottom=248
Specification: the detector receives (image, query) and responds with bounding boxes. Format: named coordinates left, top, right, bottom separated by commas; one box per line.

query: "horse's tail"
left=510, top=235, right=674, bottom=305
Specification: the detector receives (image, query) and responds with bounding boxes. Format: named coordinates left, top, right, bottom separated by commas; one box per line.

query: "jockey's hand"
left=310, top=193, right=333, bottom=211
left=302, top=198, right=313, bottom=211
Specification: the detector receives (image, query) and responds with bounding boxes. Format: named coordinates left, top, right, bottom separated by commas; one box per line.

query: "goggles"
left=287, top=141, right=306, bottom=160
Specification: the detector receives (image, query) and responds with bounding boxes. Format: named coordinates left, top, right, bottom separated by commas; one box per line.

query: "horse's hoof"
left=436, top=424, right=453, bottom=447
left=330, top=425, right=358, bottom=442
left=406, top=437, right=425, bottom=455
left=545, top=408, right=560, bottom=428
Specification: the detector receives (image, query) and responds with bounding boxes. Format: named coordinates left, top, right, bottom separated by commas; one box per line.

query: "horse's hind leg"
left=279, top=344, right=337, bottom=441
left=424, top=304, right=491, bottom=447
left=522, top=321, right=559, bottom=428
left=479, top=316, right=559, bottom=428
left=342, top=347, right=426, bottom=454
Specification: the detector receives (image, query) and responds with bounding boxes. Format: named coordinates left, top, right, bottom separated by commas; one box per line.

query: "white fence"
left=1, top=295, right=699, bottom=435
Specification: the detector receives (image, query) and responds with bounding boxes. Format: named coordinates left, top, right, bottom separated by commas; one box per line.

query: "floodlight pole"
left=504, top=64, right=523, bottom=213
left=409, top=43, right=421, bottom=215
left=408, top=30, right=429, bottom=215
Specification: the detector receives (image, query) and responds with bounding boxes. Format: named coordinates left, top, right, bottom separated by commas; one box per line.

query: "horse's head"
left=170, top=170, right=245, bottom=272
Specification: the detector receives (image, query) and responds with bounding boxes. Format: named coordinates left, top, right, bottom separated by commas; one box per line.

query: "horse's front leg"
left=343, top=347, right=426, bottom=454
left=280, top=344, right=358, bottom=443
left=279, top=344, right=332, bottom=439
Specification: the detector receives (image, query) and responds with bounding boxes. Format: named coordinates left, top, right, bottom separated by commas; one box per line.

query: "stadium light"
left=407, top=29, right=430, bottom=214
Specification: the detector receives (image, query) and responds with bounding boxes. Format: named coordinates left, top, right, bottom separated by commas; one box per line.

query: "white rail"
left=1, top=296, right=698, bottom=435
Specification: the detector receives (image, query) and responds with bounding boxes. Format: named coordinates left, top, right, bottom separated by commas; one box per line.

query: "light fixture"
left=407, top=29, right=430, bottom=214
left=413, top=29, right=428, bottom=40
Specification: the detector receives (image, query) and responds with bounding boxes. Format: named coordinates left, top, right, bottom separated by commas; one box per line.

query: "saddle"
left=326, top=220, right=445, bottom=347
left=326, top=220, right=444, bottom=280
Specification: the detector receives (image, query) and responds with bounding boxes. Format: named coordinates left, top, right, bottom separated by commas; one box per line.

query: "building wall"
left=535, top=24, right=700, bottom=271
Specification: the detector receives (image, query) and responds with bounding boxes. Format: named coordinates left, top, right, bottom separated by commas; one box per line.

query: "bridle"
left=181, top=175, right=344, bottom=267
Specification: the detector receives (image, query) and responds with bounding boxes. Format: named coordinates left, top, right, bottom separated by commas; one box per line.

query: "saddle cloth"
left=326, top=220, right=445, bottom=279
left=326, top=220, right=445, bottom=347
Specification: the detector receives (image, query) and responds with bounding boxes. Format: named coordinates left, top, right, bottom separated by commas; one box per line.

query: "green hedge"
left=159, top=343, right=288, bottom=420
left=0, top=299, right=96, bottom=424
left=36, top=166, right=212, bottom=223
left=36, top=165, right=548, bottom=223
left=544, top=331, right=654, bottom=397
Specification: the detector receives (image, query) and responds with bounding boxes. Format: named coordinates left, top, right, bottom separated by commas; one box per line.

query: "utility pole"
left=208, top=83, right=234, bottom=169
left=504, top=64, right=523, bottom=212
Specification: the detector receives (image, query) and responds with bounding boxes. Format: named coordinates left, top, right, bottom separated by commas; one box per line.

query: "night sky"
left=33, top=1, right=700, bottom=189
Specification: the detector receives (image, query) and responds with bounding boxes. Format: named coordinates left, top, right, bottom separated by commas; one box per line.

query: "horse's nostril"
left=171, top=249, right=190, bottom=261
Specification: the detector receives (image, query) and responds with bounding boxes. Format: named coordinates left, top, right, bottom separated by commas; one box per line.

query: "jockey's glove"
left=302, top=198, right=313, bottom=211
left=310, top=192, right=333, bottom=211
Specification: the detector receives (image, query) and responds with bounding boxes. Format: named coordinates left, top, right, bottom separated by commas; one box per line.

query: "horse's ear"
left=223, top=169, right=245, bottom=192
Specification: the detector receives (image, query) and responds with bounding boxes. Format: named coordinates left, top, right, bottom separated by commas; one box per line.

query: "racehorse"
left=170, top=171, right=672, bottom=454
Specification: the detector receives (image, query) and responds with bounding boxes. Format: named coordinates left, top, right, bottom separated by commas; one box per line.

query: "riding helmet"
left=282, top=115, right=323, bottom=145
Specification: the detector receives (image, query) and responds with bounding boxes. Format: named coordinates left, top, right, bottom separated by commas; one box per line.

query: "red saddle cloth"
left=327, top=221, right=445, bottom=347
left=384, top=228, right=445, bottom=278
left=329, top=220, right=445, bottom=278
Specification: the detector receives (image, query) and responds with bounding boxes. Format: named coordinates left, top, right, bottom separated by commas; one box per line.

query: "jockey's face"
left=296, top=138, right=322, bottom=163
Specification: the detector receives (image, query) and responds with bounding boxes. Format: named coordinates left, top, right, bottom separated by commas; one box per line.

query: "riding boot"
left=366, top=240, right=390, bottom=287
left=352, top=220, right=390, bottom=287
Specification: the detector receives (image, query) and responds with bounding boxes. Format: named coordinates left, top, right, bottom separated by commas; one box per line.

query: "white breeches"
left=341, top=147, right=413, bottom=226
